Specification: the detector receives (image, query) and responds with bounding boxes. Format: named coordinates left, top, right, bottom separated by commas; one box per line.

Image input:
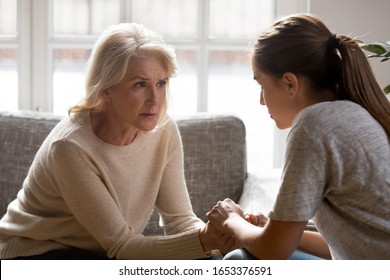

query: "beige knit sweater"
left=0, top=112, right=207, bottom=259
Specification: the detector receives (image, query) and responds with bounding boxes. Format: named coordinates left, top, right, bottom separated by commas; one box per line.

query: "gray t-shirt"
left=269, top=100, right=390, bottom=259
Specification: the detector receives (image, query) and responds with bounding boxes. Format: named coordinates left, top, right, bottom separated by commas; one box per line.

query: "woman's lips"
left=141, top=113, right=158, bottom=119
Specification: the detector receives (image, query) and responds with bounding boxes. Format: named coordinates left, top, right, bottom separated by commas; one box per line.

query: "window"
left=0, top=0, right=309, bottom=174
left=0, top=0, right=18, bottom=111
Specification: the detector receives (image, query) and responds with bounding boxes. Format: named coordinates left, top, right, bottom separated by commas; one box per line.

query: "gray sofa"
left=0, top=110, right=249, bottom=236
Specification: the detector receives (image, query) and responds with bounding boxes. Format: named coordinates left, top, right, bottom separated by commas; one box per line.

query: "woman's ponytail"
left=337, top=35, right=390, bottom=134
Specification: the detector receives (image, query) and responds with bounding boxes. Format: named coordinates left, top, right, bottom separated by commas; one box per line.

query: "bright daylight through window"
left=0, top=0, right=283, bottom=175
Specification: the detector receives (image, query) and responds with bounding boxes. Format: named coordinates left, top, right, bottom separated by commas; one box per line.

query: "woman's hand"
left=205, top=198, right=245, bottom=234
left=244, top=212, right=269, bottom=227
left=199, top=221, right=239, bottom=255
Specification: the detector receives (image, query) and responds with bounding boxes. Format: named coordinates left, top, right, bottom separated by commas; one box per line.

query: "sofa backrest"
left=0, top=111, right=247, bottom=235
left=0, top=111, right=63, bottom=215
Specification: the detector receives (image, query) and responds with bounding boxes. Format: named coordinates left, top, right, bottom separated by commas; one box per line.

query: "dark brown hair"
left=252, top=13, right=390, bottom=134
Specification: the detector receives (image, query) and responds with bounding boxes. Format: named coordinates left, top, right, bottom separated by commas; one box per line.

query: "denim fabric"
left=224, top=248, right=323, bottom=260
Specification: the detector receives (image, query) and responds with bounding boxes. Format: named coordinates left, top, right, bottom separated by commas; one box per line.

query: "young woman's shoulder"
left=300, top=100, right=362, bottom=118
left=294, top=100, right=370, bottom=128
left=292, top=100, right=386, bottom=143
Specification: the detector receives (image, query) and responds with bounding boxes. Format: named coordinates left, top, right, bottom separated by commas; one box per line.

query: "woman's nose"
left=147, top=87, right=158, bottom=102
left=260, top=89, right=265, bottom=105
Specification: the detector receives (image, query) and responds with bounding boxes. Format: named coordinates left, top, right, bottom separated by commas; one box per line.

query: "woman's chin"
left=275, top=121, right=289, bottom=130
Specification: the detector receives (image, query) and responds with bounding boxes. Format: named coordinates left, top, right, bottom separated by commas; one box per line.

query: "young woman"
left=207, top=13, right=390, bottom=260
left=0, top=23, right=234, bottom=259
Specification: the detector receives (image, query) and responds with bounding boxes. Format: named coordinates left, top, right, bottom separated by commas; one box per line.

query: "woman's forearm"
left=298, top=230, right=331, bottom=259
left=226, top=218, right=307, bottom=260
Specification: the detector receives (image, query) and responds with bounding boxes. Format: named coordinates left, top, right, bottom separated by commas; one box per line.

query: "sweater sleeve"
left=155, top=121, right=205, bottom=235
left=47, top=138, right=207, bottom=260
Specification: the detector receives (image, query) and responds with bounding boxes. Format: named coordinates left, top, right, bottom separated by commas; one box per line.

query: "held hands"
left=202, top=198, right=269, bottom=255
left=199, top=221, right=239, bottom=255
left=206, top=198, right=269, bottom=230
left=244, top=212, right=269, bottom=228
left=199, top=198, right=244, bottom=255
left=205, top=198, right=245, bottom=234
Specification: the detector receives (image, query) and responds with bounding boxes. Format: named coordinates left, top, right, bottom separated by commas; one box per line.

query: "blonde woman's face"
left=103, top=56, right=169, bottom=132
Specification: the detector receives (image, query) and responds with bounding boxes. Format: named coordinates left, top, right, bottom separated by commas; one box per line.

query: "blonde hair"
left=69, top=23, right=178, bottom=121
left=252, top=13, right=390, bottom=135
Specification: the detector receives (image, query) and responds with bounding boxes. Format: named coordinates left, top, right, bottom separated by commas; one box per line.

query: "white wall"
left=276, top=0, right=389, bottom=89
left=309, top=0, right=390, bottom=88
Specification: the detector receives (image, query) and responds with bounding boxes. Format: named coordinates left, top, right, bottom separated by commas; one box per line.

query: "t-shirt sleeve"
left=268, top=120, right=327, bottom=222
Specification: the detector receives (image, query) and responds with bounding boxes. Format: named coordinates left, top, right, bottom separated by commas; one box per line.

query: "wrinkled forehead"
left=129, top=53, right=171, bottom=73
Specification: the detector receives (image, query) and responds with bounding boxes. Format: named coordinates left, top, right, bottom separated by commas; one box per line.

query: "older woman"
left=0, top=23, right=233, bottom=259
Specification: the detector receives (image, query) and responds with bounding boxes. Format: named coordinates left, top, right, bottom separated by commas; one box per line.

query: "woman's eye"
left=135, top=81, right=146, bottom=88
left=156, top=80, right=167, bottom=88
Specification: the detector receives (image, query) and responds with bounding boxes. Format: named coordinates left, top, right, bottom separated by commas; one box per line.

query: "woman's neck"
left=90, top=111, right=139, bottom=146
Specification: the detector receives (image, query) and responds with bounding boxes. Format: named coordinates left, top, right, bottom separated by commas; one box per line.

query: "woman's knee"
left=223, top=248, right=257, bottom=260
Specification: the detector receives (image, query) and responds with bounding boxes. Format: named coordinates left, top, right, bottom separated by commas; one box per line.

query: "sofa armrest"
left=239, top=171, right=317, bottom=232
left=239, top=172, right=279, bottom=215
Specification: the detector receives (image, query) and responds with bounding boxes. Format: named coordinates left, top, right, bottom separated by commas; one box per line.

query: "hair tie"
left=329, top=33, right=341, bottom=49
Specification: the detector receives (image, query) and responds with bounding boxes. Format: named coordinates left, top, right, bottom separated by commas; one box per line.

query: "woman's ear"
left=282, top=72, right=299, bottom=96
left=101, top=89, right=112, bottom=102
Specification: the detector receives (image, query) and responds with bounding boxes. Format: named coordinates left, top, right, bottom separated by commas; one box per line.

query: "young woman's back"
left=271, top=100, right=390, bottom=259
